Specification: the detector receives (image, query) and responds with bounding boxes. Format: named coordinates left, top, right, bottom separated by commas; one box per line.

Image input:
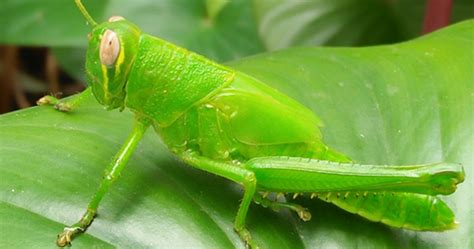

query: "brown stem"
left=0, top=46, right=30, bottom=111
left=422, top=0, right=452, bottom=34
left=0, top=46, right=14, bottom=113
left=46, top=50, right=60, bottom=94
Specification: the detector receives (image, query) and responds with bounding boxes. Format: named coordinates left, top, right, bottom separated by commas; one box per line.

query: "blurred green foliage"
left=1, top=0, right=472, bottom=82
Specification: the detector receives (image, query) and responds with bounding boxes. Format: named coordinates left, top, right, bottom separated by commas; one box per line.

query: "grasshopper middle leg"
left=181, top=154, right=259, bottom=248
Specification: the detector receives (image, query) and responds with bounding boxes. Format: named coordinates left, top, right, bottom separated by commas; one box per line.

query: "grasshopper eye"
left=99, top=30, right=120, bottom=66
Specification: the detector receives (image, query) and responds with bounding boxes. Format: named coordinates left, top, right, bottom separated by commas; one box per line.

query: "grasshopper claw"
left=56, top=227, right=83, bottom=247
left=297, top=208, right=312, bottom=221
left=54, top=102, right=72, bottom=112
left=37, top=95, right=59, bottom=106
left=57, top=227, right=74, bottom=247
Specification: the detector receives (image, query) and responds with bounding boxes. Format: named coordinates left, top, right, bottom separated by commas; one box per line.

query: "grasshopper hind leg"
left=253, top=192, right=312, bottom=222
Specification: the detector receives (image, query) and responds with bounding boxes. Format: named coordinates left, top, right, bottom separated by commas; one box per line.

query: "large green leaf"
left=0, top=20, right=472, bottom=248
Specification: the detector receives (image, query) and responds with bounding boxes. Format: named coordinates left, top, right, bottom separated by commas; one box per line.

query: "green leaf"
left=0, top=0, right=106, bottom=47
left=0, top=20, right=472, bottom=248
left=254, top=0, right=474, bottom=50
left=206, top=0, right=231, bottom=21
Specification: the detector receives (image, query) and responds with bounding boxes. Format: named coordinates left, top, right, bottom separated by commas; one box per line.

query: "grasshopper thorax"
left=85, top=17, right=141, bottom=110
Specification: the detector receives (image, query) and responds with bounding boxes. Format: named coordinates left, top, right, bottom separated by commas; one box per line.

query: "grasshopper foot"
left=235, top=227, right=259, bottom=249
left=37, top=95, right=59, bottom=106
left=54, top=102, right=73, bottom=112
left=56, top=208, right=96, bottom=246
left=37, top=95, right=73, bottom=112
left=56, top=227, right=83, bottom=247
left=296, top=207, right=312, bottom=221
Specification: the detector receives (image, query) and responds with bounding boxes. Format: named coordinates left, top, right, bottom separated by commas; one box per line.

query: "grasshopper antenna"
left=75, top=0, right=98, bottom=26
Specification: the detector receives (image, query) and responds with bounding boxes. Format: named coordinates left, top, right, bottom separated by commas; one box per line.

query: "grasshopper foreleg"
left=37, top=87, right=92, bottom=112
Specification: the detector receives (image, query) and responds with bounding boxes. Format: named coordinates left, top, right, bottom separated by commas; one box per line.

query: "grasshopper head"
left=85, top=17, right=141, bottom=109
left=75, top=0, right=141, bottom=110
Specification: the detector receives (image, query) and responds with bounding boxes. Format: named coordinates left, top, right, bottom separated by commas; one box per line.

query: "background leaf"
left=0, top=0, right=264, bottom=62
left=0, top=0, right=266, bottom=87
left=254, top=0, right=474, bottom=50
left=3, top=0, right=473, bottom=83
left=0, top=20, right=472, bottom=248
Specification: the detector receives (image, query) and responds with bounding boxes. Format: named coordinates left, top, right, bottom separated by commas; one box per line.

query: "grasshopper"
left=38, top=1, right=465, bottom=247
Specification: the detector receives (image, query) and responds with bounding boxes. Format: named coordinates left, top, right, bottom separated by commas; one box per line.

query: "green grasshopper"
left=38, top=1, right=465, bottom=248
